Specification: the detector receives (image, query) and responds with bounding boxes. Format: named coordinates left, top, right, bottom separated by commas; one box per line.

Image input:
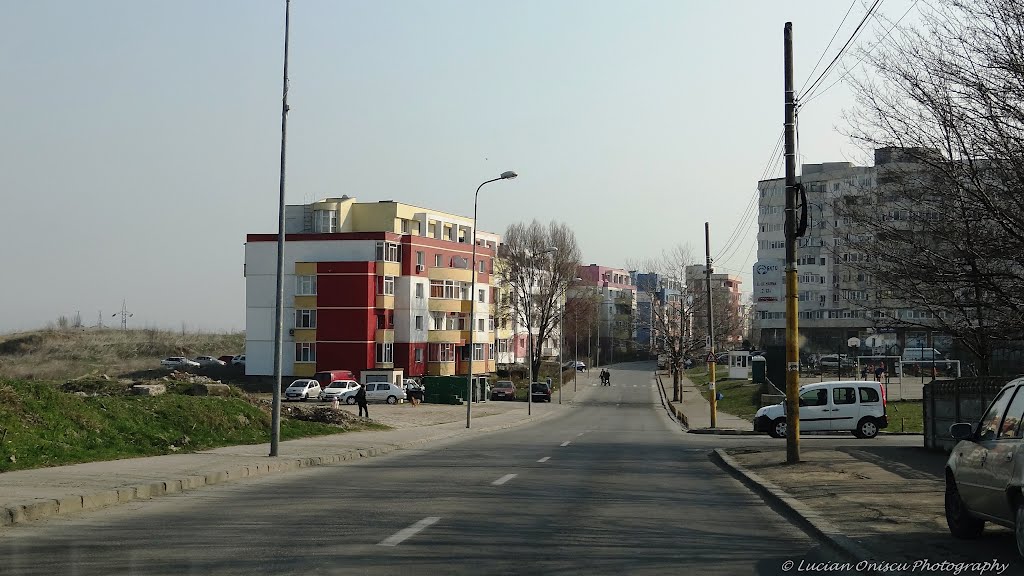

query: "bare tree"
left=499, top=220, right=582, bottom=379
left=840, top=0, right=1024, bottom=372
left=631, top=246, right=743, bottom=400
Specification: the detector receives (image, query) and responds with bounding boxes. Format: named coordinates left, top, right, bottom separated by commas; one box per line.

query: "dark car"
left=491, top=380, right=516, bottom=401
left=530, top=382, right=552, bottom=403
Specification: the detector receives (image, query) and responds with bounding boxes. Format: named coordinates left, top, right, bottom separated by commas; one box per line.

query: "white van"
left=753, top=380, right=889, bottom=439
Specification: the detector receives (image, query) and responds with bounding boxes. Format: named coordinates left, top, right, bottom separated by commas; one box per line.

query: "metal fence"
left=923, top=377, right=1009, bottom=451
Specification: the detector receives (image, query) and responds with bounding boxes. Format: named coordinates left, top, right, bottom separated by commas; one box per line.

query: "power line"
left=715, top=132, right=784, bottom=261
left=800, top=0, right=919, bottom=108
left=801, top=0, right=884, bottom=104
left=799, top=0, right=858, bottom=95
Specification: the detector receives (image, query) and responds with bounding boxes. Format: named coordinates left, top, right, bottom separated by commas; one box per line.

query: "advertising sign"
left=753, top=260, right=784, bottom=303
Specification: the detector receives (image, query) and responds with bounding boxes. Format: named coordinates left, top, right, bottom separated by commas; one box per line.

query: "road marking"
left=492, top=473, right=517, bottom=485
left=576, top=432, right=585, bottom=437
left=560, top=441, right=571, bottom=447
left=537, top=456, right=550, bottom=463
left=378, top=517, right=441, bottom=547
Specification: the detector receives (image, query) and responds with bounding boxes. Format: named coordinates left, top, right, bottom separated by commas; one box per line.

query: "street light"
left=467, top=170, right=518, bottom=429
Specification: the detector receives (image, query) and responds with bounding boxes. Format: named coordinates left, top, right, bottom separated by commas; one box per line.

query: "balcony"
left=428, top=299, right=473, bottom=313
left=428, top=329, right=466, bottom=344
left=376, top=261, right=401, bottom=277
left=425, top=362, right=457, bottom=376
left=375, top=329, right=394, bottom=343
left=376, top=294, right=395, bottom=309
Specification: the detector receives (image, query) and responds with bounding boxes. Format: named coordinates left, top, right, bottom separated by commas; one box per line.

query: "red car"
left=218, top=355, right=235, bottom=365
left=490, top=380, right=517, bottom=401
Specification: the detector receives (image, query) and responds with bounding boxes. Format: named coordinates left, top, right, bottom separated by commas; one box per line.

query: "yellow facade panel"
left=427, top=330, right=464, bottom=344
left=377, top=261, right=401, bottom=277
left=294, top=295, right=317, bottom=309
left=428, top=268, right=473, bottom=282
left=426, top=362, right=456, bottom=376
left=293, top=329, right=317, bottom=343
left=295, top=262, right=317, bottom=275
left=427, top=299, right=463, bottom=313
left=375, top=329, right=395, bottom=343
left=293, top=363, right=316, bottom=377
left=375, top=294, right=395, bottom=309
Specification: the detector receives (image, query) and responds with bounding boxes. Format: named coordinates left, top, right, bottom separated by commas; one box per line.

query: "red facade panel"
left=395, top=342, right=427, bottom=377
left=317, top=271, right=375, bottom=308
left=317, top=308, right=374, bottom=341
left=316, top=342, right=374, bottom=375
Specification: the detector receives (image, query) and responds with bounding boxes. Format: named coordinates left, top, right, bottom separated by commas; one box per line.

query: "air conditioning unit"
left=416, top=264, right=425, bottom=272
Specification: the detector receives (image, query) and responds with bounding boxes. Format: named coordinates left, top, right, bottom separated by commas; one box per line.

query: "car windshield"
left=327, top=382, right=345, bottom=388
left=495, top=382, right=513, bottom=388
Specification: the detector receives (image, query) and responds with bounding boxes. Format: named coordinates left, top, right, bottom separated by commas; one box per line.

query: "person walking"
left=356, top=383, right=369, bottom=418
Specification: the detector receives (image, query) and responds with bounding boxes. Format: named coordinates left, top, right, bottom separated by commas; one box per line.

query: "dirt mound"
left=282, top=405, right=363, bottom=426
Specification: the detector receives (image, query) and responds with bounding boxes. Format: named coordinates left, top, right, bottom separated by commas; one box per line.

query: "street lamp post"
left=466, top=170, right=518, bottom=429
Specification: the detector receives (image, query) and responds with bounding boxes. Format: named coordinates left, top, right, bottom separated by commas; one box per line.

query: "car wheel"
left=1017, top=499, right=1024, bottom=558
left=945, top=475, right=984, bottom=539
left=346, top=397, right=356, bottom=405
left=769, top=418, right=787, bottom=439
left=856, top=417, right=879, bottom=439
left=387, top=395, right=398, bottom=405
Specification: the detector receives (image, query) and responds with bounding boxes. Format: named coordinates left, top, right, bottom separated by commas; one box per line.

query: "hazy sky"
left=1, top=0, right=917, bottom=333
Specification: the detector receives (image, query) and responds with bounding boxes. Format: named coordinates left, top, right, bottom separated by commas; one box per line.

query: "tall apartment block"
left=244, top=196, right=500, bottom=382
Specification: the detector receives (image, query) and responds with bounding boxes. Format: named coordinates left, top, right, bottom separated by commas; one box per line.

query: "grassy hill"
left=0, top=328, right=386, bottom=473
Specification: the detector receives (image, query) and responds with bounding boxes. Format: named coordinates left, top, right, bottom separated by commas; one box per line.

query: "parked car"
left=491, top=380, right=516, bottom=401
left=161, top=356, right=200, bottom=369
left=403, top=378, right=424, bottom=393
left=817, top=354, right=855, bottom=369
left=313, top=369, right=356, bottom=389
left=753, top=380, right=888, bottom=439
left=284, top=379, right=321, bottom=401
left=366, top=382, right=407, bottom=404
left=944, top=376, right=1024, bottom=557
left=318, top=380, right=360, bottom=402
left=231, top=354, right=246, bottom=366
left=562, top=361, right=586, bottom=372
left=194, top=356, right=226, bottom=367
left=531, top=382, right=553, bottom=403
left=218, top=355, right=236, bottom=365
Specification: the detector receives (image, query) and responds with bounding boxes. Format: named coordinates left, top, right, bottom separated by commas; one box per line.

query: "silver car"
left=944, top=376, right=1024, bottom=557
left=319, top=380, right=360, bottom=402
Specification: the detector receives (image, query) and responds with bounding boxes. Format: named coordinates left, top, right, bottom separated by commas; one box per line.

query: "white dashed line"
left=537, top=456, right=551, bottom=463
left=379, top=517, right=441, bottom=547
left=560, top=441, right=571, bottom=447
left=576, top=432, right=585, bottom=437
left=492, top=473, right=517, bottom=485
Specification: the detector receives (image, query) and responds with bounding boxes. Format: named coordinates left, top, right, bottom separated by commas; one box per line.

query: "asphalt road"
left=0, top=363, right=915, bottom=575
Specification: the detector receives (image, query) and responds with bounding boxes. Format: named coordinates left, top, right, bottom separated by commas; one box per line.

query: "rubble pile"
left=164, top=371, right=222, bottom=385
left=282, top=405, right=362, bottom=426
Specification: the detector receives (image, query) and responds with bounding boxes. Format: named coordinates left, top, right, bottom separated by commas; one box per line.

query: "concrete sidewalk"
left=656, top=371, right=756, bottom=433
left=1, top=381, right=588, bottom=529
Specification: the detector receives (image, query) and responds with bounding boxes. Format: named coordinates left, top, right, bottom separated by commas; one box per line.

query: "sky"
left=0, top=0, right=919, bottom=333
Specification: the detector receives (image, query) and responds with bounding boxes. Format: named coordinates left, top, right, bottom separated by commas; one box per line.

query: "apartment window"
left=376, top=241, right=400, bottom=262
left=376, top=342, right=394, bottom=364
left=415, top=348, right=424, bottom=363
left=435, top=253, right=442, bottom=267
left=445, top=313, right=466, bottom=331
left=478, top=318, right=485, bottom=332
left=488, top=317, right=495, bottom=331
left=295, top=342, right=315, bottom=362
left=479, top=260, right=485, bottom=273
left=401, top=219, right=411, bottom=234
left=295, top=309, right=316, bottom=328
left=478, top=288, right=485, bottom=303
left=416, top=251, right=425, bottom=268
left=415, top=315, right=424, bottom=330
left=488, top=344, right=495, bottom=360
left=473, top=343, right=484, bottom=361
left=377, top=275, right=395, bottom=295
left=429, top=343, right=455, bottom=362
left=415, top=283, right=424, bottom=299
left=497, top=339, right=509, bottom=353
left=313, top=209, right=337, bottom=233
left=431, top=312, right=444, bottom=330
left=296, top=275, right=317, bottom=295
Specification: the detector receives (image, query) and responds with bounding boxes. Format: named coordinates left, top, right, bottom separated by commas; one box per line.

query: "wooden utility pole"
left=784, top=22, right=801, bottom=463
left=705, top=222, right=717, bottom=428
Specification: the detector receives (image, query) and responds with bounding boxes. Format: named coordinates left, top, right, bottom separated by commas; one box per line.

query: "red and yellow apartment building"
left=244, top=196, right=501, bottom=383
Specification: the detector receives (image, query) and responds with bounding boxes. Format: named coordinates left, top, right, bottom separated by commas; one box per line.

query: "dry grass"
left=0, top=328, right=244, bottom=382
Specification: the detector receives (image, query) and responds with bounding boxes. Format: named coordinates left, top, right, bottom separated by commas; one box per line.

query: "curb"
left=688, top=428, right=761, bottom=435
left=0, top=408, right=560, bottom=529
left=711, top=449, right=906, bottom=576
left=655, top=372, right=689, bottom=428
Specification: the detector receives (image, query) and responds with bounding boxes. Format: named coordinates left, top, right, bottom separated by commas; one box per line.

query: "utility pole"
left=784, top=22, right=802, bottom=464
left=705, top=222, right=717, bottom=428
left=270, top=0, right=291, bottom=458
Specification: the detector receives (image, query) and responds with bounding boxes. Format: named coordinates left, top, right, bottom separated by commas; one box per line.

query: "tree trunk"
left=672, top=369, right=681, bottom=402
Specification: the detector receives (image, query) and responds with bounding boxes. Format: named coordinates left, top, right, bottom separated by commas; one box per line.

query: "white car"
left=284, top=379, right=321, bottom=401
left=161, top=357, right=200, bottom=369
left=232, top=355, right=246, bottom=366
left=753, top=380, right=889, bottom=439
left=319, top=380, right=360, bottom=402
left=367, top=382, right=407, bottom=404
left=194, top=356, right=226, bottom=367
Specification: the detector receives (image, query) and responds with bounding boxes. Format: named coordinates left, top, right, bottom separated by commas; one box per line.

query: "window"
left=415, top=315, right=423, bottom=330
left=295, top=309, right=316, bottom=328
left=488, top=317, right=495, bottom=331
left=858, top=387, right=880, bottom=403
left=401, top=219, right=411, bottom=233
left=1000, top=387, right=1024, bottom=438
left=415, top=348, right=424, bottom=363
left=377, top=275, right=395, bottom=295
left=497, top=339, right=509, bottom=353
left=833, top=387, right=856, bottom=405
left=415, top=283, right=424, bottom=299
left=417, top=251, right=425, bottom=267
left=430, top=312, right=444, bottom=330
left=977, top=388, right=1013, bottom=441
left=376, top=342, right=394, bottom=364
left=375, top=241, right=400, bottom=262
left=478, top=318, right=485, bottom=332
left=313, top=209, right=337, bottom=233
left=479, top=260, right=485, bottom=273
left=488, top=343, right=495, bottom=360
left=434, top=254, right=442, bottom=267
left=295, top=343, right=315, bottom=362
left=478, top=288, right=485, bottom=303
left=473, top=343, right=484, bottom=361
left=428, top=343, right=455, bottom=362
left=799, top=388, right=828, bottom=407
left=296, top=275, right=317, bottom=295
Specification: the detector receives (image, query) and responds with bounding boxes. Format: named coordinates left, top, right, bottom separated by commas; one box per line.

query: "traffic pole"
left=784, top=22, right=801, bottom=464
left=705, top=222, right=717, bottom=428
